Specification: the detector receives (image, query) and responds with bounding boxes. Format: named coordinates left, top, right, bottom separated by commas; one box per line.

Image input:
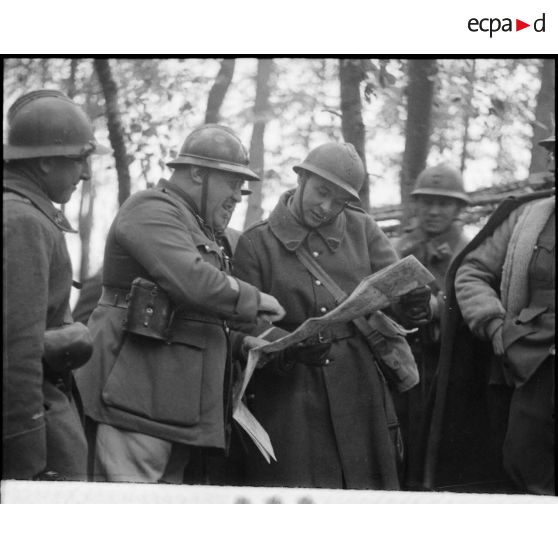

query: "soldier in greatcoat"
left=233, top=142, right=431, bottom=489
left=75, top=124, right=285, bottom=483
left=3, top=90, right=109, bottom=480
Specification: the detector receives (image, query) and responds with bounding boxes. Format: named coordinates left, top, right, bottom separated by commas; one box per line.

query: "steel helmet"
left=167, top=124, right=259, bottom=191
left=293, top=142, right=365, bottom=202
left=4, top=89, right=110, bottom=160
left=411, top=163, right=469, bottom=204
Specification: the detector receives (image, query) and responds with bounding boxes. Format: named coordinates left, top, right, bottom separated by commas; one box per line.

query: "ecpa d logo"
left=468, top=13, right=546, bottom=37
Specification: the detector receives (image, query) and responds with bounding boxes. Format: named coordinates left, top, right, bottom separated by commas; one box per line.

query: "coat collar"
left=3, top=169, right=76, bottom=233
left=156, top=178, right=216, bottom=240
left=268, top=190, right=346, bottom=252
left=157, top=178, right=200, bottom=216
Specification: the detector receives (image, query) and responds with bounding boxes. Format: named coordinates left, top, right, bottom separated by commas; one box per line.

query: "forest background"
left=3, top=57, right=555, bottom=307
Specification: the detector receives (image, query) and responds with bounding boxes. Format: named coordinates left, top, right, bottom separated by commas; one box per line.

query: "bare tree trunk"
left=94, top=58, right=132, bottom=206
left=529, top=58, right=555, bottom=175
left=40, top=58, right=50, bottom=87
left=244, top=59, right=273, bottom=229
left=66, top=58, right=79, bottom=100
left=205, top=59, right=236, bottom=124
left=78, top=177, right=96, bottom=281
left=400, top=59, right=438, bottom=228
left=460, top=59, right=476, bottom=174
left=339, top=59, right=370, bottom=212
left=60, top=58, right=80, bottom=218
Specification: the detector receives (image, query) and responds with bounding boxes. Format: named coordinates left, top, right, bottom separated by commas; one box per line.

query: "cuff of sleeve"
left=233, top=280, right=260, bottom=323
left=484, top=317, right=504, bottom=341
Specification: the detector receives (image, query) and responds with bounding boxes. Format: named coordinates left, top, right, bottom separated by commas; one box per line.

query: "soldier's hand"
left=486, top=318, right=504, bottom=357
left=257, top=293, right=286, bottom=323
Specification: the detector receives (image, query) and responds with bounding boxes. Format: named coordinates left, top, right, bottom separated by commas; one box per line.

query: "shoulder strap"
left=295, top=245, right=348, bottom=305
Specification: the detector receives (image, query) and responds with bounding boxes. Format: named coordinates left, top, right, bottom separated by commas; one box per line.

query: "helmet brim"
left=293, top=162, right=361, bottom=202
left=3, top=142, right=112, bottom=160
left=411, top=188, right=470, bottom=204
left=167, top=154, right=260, bottom=181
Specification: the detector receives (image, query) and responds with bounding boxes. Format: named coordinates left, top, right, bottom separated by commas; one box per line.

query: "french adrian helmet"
left=293, top=142, right=365, bottom=202
left=4, top=89, right=110, bottom=160
left=168, top=124, right=259, bottom=194
left=411, top=163, right=469, bottom=204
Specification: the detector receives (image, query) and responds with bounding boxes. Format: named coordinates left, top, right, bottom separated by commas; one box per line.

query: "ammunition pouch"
left=123, top=277, right=175, bottom=341
left=362, top=311, right=420, bottom=393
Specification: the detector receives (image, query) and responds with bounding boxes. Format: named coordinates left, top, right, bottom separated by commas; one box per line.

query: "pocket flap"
left=168, top=318, right=209, bottom=348
left=537, top=235, right=555, bottom=252
left=516, top=306, right=548, bottom=324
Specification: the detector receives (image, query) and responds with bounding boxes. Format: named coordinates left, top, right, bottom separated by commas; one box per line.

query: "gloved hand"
left=396, top=285, right=432, bottom=326
left=43, top=322, right=93, bottom=372
left=240, top=335, right=270, bottom=359
left=277, top=341, right=332, bottom=369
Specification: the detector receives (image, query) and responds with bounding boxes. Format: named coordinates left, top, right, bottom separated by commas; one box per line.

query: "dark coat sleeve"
left=114, top=193, right=259, bottom=322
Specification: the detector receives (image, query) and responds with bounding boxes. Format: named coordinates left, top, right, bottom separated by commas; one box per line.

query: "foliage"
left=3, top=58, right=549, bottom=277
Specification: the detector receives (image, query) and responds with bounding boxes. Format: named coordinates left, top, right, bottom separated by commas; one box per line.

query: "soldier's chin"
left=52, top=190, right=74, bottom=205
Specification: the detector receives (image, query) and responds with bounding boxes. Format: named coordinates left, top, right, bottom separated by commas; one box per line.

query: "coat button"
left=324, top=359, right=331, bottom=366
left=320, top=307, right=327, bottom=313
left=312, top=251, right=319, bottom=258
left=315, top=280, right=322, bottom=286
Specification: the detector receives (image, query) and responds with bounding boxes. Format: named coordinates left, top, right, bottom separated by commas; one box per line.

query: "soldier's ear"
left=37, top=157, right=54, bottom=176
left=189, top=165, right=206, bottom=185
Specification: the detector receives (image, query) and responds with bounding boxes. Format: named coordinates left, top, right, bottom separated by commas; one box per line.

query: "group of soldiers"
left=3, top=89, right=555, bottom=496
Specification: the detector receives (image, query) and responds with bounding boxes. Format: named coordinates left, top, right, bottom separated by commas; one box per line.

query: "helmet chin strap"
left=200, top=171, right=210, bottom=229
left=295, top=179, right=345, bottom=229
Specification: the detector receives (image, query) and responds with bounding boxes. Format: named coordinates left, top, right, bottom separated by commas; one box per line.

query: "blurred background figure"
left=394, top=163, right=470, bottom=489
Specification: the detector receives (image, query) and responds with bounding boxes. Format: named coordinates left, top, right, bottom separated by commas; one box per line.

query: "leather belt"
left=312, top=322, right=355, bottom=343
left=99, top=286, right=222, bottom=326
left=99, top=286, right=130, bottom=309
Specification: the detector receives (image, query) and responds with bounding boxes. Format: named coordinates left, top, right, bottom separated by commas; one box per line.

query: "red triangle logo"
left=516, top=19, right=530, bottom=31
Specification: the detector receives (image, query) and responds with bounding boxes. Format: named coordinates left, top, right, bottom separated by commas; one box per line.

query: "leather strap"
left=99, top=286, right=130, bottom=308
left=99, top=285, right=222, bottom=325
left=294, top=246, right=387, bottom=353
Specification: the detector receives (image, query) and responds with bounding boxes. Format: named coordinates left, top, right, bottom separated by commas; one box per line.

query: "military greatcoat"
left=3, top=169, right=87, bottom=480
left=233, top=190, right=400, bottom=490
left=75, top=179, right=260, bottom=450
